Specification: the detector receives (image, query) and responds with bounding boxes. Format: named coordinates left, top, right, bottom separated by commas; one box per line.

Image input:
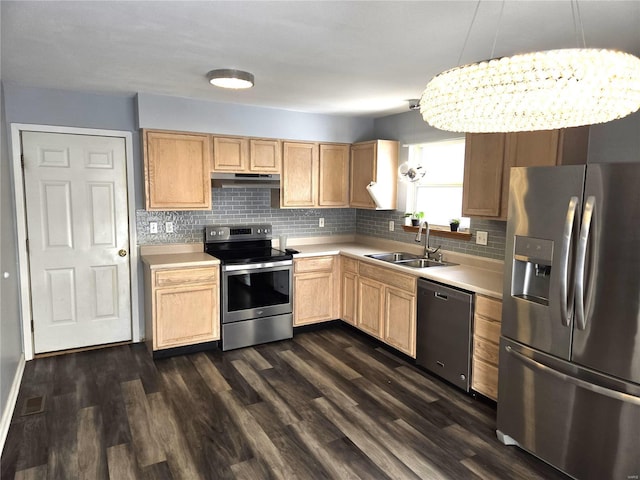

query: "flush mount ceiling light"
left=419, top=2, right=640, bottom=133
left=207, top=69, right=255, bottom=89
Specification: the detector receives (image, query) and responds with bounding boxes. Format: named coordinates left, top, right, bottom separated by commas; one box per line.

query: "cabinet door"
left=281, top=142, right=318, bottom=207
left=350, top=142, right=377, bottom=208
left=155, top=283, right=219, bottom=349
left=145, top=131, right=211, bottom=210
left=341, top=271, right=357, bottom=326
left=357, top=277, right=384, bottom=339
left=384, top=287, right=417, bottom=357
left=462, top=133, right=505, bottom=218
left=250, top=139, right=281, bottom=173
left=319, top=144, right=350, bottom=207
left=213, top=136, right=248, bottom=172
left=294, top=272, right=335, bottom=326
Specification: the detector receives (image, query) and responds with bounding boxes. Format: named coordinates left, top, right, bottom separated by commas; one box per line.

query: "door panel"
left=502, top=165, right=585, bottom=359
left=572, top=164, right=640, bottom=384
left=23, top=131, right=132, bottom=353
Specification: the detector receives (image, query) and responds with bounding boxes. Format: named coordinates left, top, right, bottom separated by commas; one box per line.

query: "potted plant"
left=450, top=218, right=460, bottom=232
left=404, top=211, right=424, bottom=226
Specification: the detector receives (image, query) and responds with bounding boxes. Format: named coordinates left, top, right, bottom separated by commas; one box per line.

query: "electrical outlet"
left=476, top=231, right=488, bottom=245
left=389, top=220, right=395, bottom=232
left=149, top=222, right=158, bottom=234
left=319, top=218, right=325, bottom=227
left=165, top=221, right=174, bottom=233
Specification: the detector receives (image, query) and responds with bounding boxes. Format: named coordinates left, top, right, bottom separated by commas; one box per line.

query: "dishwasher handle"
left=434, top=292, right=448, bottom=301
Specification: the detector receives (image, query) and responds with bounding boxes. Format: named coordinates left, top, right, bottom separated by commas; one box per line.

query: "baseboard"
left=0, top=353, right=26, bottom=455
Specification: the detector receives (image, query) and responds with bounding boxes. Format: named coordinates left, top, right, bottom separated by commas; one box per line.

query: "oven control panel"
left=205, top=224, right=272, bottom=242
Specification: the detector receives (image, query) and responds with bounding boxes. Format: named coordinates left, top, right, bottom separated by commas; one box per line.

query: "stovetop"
left=204, top=224, right=292, bottom=265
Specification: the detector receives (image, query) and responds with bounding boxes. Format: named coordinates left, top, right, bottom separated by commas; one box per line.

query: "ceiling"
left=2, top=1, right=640, bottom=118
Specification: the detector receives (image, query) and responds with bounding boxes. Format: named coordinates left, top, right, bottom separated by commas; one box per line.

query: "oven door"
left=221, top=260, right=293, bottom=324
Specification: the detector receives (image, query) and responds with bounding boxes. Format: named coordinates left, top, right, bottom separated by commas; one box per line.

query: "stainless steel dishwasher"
left=416, top=278, right=474, bottom=392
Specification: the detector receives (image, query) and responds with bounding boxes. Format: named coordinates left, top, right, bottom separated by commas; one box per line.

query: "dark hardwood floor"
left=1, top=325, right=570, bottom=479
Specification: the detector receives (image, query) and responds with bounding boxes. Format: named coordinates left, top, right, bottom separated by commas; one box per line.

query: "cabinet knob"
left=118, top=249, right=127, bottom=257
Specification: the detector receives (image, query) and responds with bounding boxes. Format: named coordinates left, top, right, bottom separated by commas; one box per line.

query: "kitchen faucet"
left=415, top=221, right=441, bottom=260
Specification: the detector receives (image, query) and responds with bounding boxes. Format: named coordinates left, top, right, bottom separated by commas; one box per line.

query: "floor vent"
left=20, top=395, right=45, bottom=416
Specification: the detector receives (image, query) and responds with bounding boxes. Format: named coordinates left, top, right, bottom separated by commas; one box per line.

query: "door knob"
left=118, top=249, right=127, bottom=257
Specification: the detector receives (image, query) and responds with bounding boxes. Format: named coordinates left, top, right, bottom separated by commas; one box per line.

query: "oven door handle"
left=223, top=260, right=293, bottom=272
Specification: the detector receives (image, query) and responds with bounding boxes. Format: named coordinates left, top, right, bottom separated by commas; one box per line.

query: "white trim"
left=10, top=123, right=141, bottom=360
left=0, top=354, right=25, bottom=454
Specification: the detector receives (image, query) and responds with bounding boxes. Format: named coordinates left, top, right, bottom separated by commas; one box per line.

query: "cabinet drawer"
left=341, top=256, right=358, bottom=274
left=473, top=336, right=500, bottom=365
left=359, top=262, right=416, bottom=293
left=294, top=256, right=335, bottom=274
left=472, top=357, right=499, bottom=400
left=475, top=315, right=501, bottom=343
left=154, top=267, right=218, bottom=287
left=475, top=294, right=502, bottom=321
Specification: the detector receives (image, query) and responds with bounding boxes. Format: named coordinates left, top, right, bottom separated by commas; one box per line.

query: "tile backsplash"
left=136, top=188, right=356, bottom=244
left=356, top=210, right=507, bottom=260
left=136, top=188, right=506, bottom=260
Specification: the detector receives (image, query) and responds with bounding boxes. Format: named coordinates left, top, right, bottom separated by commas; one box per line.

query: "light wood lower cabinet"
left=341, top=257, right=358, bottom=326
left=471, top=294, right=503, bottom=400
left=347, top=257, right=417, bottom=357
left=293, top=255, right=340, bottom=326
left=144, top=265, right=220, bottom=350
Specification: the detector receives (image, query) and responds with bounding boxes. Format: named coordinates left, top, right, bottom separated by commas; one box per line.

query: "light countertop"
left=141, top=252, right=220, bottom=269
left=139, top=238, right=504, bottom=299
left=290, top=241, right=504, bottom=299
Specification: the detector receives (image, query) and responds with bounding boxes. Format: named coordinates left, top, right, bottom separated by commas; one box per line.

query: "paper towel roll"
left=366, top=181, right=384, bottom=209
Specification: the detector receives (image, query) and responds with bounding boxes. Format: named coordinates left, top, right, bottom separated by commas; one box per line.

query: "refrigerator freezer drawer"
left=497, top=337, right=640, bottom=480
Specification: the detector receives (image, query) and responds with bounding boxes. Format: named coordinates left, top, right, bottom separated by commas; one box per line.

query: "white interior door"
left=22, top=131, right=132, bottom=353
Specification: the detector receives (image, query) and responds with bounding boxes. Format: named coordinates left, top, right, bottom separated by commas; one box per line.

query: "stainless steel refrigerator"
left=497, top=164, right=640, bottom=480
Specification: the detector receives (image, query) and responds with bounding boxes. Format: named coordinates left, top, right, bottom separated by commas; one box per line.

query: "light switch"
left=319, top=218, right=325, bottom=227
left=476, top=231, right=488, bottom=245
left=165, top=221, right=174, bottom=233
left=149, top=222, right=158, bottom=234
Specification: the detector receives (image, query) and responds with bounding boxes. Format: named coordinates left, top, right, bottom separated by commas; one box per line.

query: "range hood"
left=211, top=172, right=281, bottom=189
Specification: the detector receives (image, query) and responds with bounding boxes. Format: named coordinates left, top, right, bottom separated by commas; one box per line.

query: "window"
left=406, top=138, right=469, bottom=229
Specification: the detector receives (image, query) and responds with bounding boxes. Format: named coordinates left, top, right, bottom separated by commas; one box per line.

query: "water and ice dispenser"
left=511, top=236, right=553, bottom=306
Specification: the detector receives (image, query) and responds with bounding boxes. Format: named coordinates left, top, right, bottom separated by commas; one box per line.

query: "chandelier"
left=420, top=48, right=640, bottom=133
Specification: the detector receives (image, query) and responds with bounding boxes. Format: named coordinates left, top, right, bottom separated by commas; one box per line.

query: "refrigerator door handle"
left=505, top=345, right=640, bottom=406
left=575, top=195, right=595, bottom=331
left=559, top=196, right=579, bottom=327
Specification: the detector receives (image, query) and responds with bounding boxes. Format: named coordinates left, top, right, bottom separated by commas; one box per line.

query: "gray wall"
left=587, top=111, right=640, bottom=164
left=2, top=84, right=143, bottom=207
left=136, top=92, right=375, bottom=143
left=1, top=83, right=23, bottom=441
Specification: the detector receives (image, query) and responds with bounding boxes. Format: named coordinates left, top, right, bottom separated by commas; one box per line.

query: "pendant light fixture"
left=419, top=2, right=640, bottom=133
left=207, top=69, right=255, bottom=89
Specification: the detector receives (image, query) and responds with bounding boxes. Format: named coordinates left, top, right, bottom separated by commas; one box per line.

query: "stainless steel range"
left=204, top=224, right=293, bottom=351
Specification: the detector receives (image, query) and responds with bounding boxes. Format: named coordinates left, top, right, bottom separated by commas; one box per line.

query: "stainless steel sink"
left=396, top=258, right=457, bottom=268
left=365, top=252, right=456, bottom=268
left=365, top=252, right=422, bottom=263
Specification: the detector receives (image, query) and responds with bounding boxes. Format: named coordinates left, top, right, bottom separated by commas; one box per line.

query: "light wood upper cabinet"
left=280, top=141, right=318, bottom=207
left=278, top=141, right=350, bottom=208
left=144, top=266, right=220, bottom=351
left=250, top=139, right=281, bottom=173
left=212, top=136, right=248, bottom=172
left=462, top=133, right=506, bottom=218
left=463, top=127, right=589, bottom=220
left=350, top=140, right=399, bottom=210
left=293, top=255, right=340, bottom=326
left=143, top=130, right=212, bottom=211
left=319, top=144, right=350, bottom=207
left=212, top=136, right=280, bottom=173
